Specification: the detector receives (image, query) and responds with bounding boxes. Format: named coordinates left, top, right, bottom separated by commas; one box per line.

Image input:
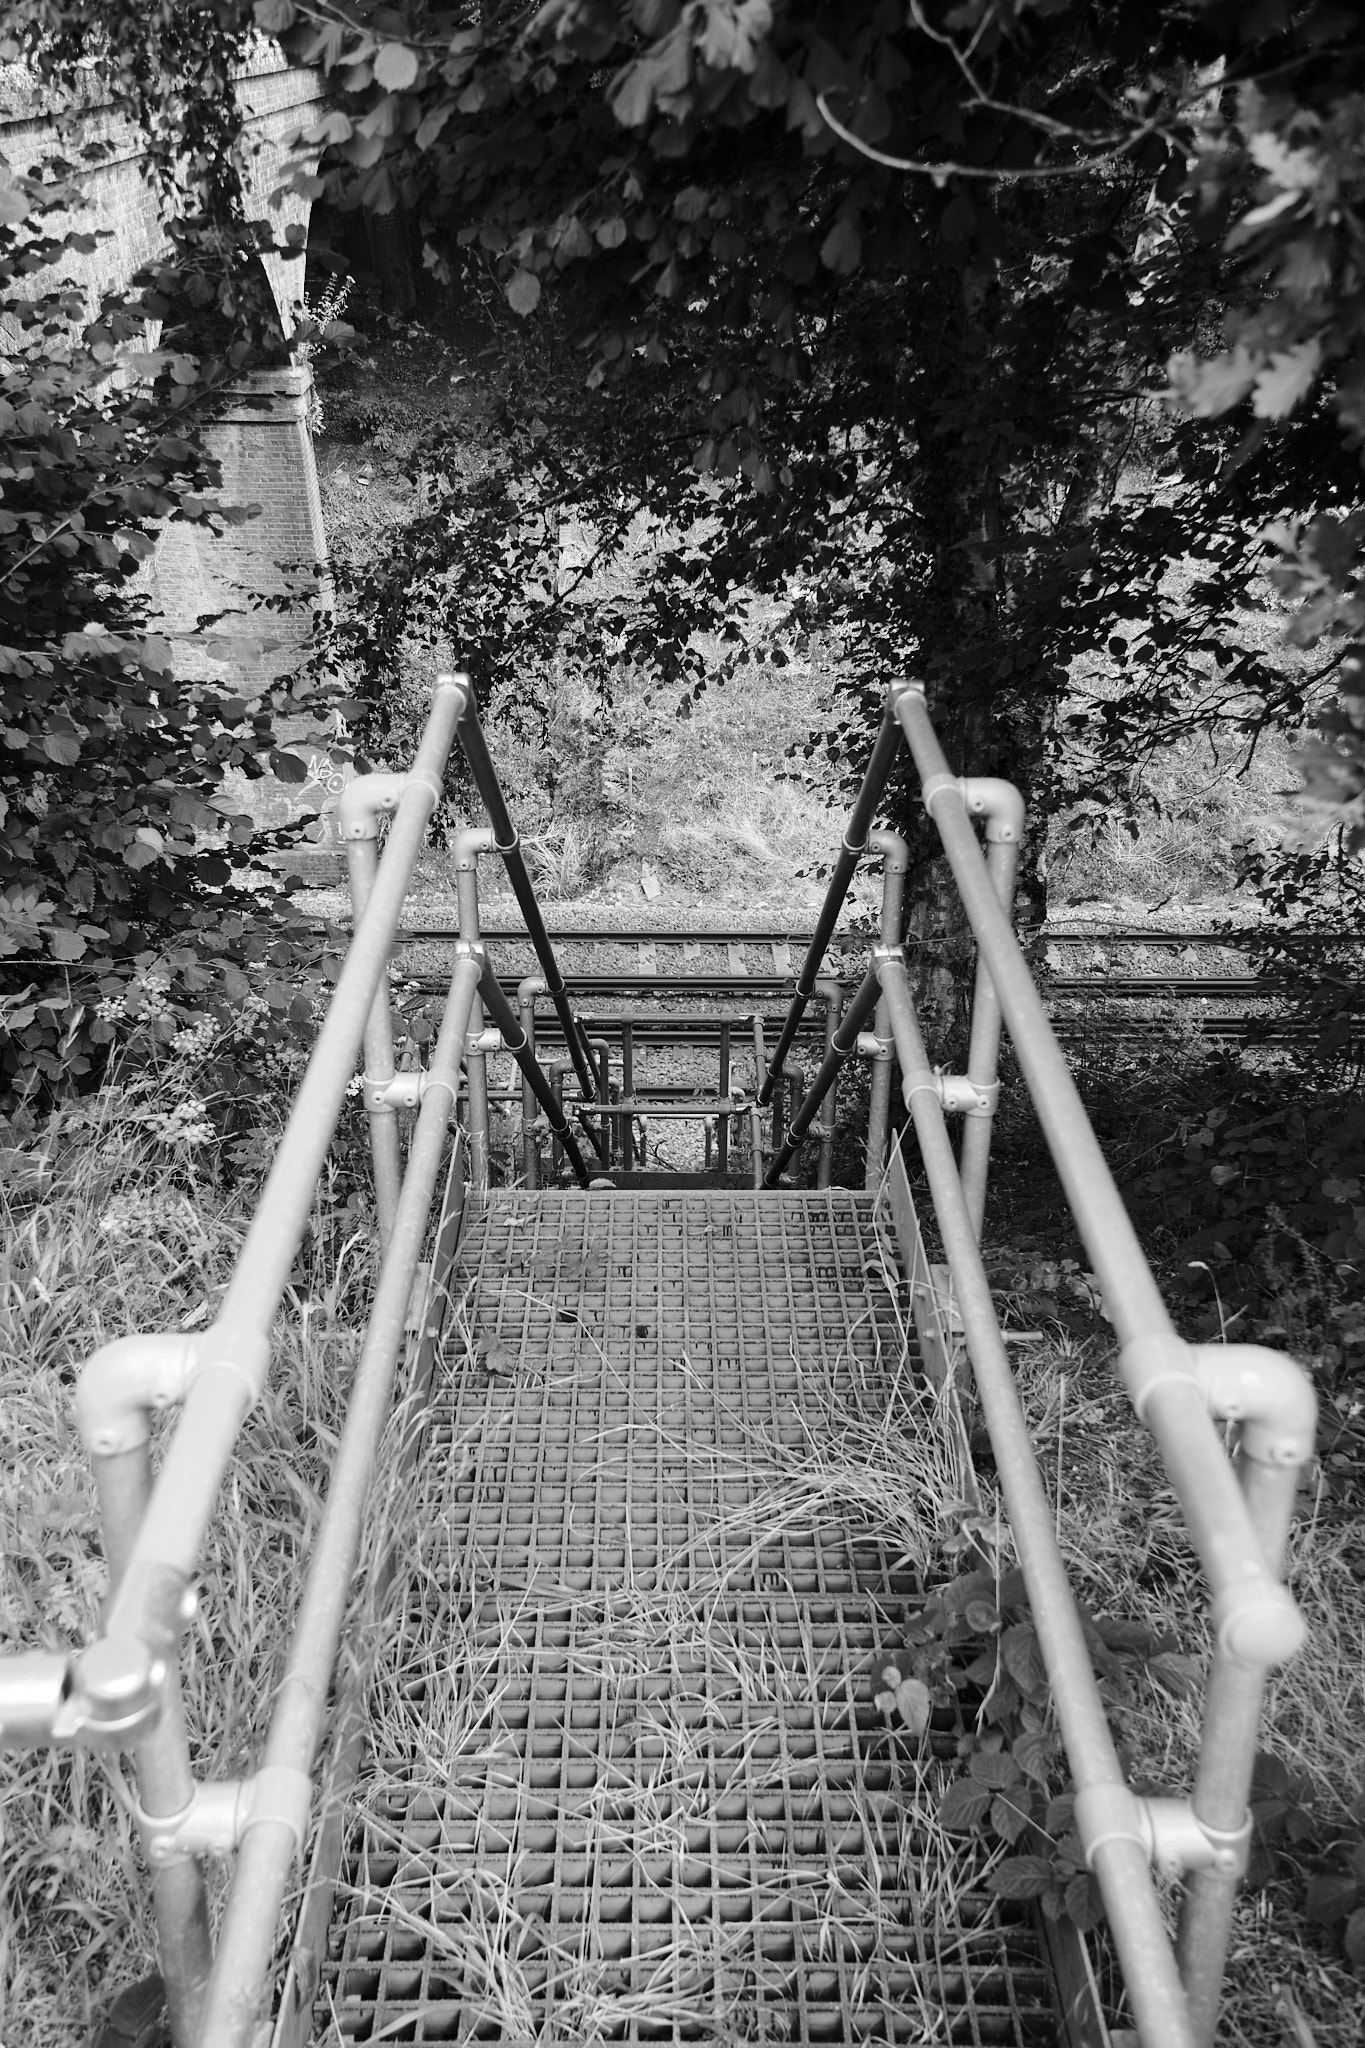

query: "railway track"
left=380, top=924, right=1361, bottom=1048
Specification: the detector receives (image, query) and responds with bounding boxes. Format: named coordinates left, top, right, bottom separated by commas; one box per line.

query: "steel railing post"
left=453, top=826, right=494, bottom=1197
left=197, top=953, right=484, bottom=2048
left=476, top=966, right=592, bottom=1187
left=67, top=679, right=468, bottom=1736
left=89, top=1445, right=213, bottom=2047
left=863, top=997, right=894, bottom=1190
left=762, top=966, right=882, bottom=1186
left=759, top=693, right=903, bottom=1106
left=1175, top=1356, right=1315, bottom=2043
left=957, top=822, right=1020, bottom=1241
left=444, top=676, right=602, bottom=1130
left=717, top=1021, right=731, bottom=1176
left=814, top=980, right=843, bottom=1189
left=517, top=977, right=545, bottom=1189
left=340, top=792, right=409, bottom=1249
left=873, top=947, right=1201, bottom=2048
left=621, top=1025, right=635, bottom=1173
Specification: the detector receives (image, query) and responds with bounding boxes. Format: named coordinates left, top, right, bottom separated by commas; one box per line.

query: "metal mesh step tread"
left=319, top=1192, right=1060, bottom=2045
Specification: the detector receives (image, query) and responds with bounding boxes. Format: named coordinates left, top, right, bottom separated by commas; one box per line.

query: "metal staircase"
left=0, top=674, right=1318, bottom=2048
left=313, top=1189, right=1058, bottom=2047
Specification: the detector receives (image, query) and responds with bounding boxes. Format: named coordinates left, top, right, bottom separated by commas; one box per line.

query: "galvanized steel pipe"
left=197, top=952, right=482, bottom=2048
left=758, top=695, right=902, bottom=1105
left=890, top=679, right=1309, bottom=1669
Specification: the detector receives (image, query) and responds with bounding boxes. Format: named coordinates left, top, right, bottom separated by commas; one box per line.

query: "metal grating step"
left=317, top=1192, right=1062, bottom=2045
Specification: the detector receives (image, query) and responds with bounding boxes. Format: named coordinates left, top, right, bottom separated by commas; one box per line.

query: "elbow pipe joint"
left=813, top=976, right=844, bottom=1005
left=75, top=1332, right=199, bottom=1458
left=866, top=826, right=910, bottom=872
left=517, top=975, right=547, bottom=1008
left=452, top=824, right=497, bottom=871
left=1192, top=1342, right=1318, bottom=1470
left=920, top=772, right=1025, bottom=844
left=338, top=773, right=408, bottom=842
left=1211, top=1575, right=1306, bottom=1669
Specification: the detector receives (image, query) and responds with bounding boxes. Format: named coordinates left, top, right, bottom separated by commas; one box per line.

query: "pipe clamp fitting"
left=937, top=1073, right=998, bottom=1116
left=337, top=773, right=407, bottom=841
left=855, top=1032, right=892, bottom=1059
left=1136, top=1796, right=1251, bottom=1879
left=139, top=1779, right=246, bottom=1864
left=453, top=938, right=486, bottom=963
left=243, top=1763, right=314, bottom=1856
left=364, top=1071, right=429, bottom=1113
left=870, top=942, right=906, bottom=968
left=468, top=1027, right=502, bottom=1055
left=1074, top=1782, right=1148, bottom=1870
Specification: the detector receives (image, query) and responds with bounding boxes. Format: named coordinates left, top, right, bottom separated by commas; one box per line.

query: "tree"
left=270, top=0, right=1363, bottom=995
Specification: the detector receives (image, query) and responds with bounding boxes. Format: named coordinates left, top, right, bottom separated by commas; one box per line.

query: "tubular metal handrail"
left=757, top=693, right=903, bottom=1105
left=876, top=678, right=1315, bottom=2047
left=0, top=670, right=1318, bottom=2048
left=444, top=675, right=602, bottom=1116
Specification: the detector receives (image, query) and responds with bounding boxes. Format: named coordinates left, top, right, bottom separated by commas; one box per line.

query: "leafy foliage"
left=0, top=22, right=342, bottom=1117
left=878, top=1551, right=1216, bottom=1933
left=270, top=0, right=1365, bottom=954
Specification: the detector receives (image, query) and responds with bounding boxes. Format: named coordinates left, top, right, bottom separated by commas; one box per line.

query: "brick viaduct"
left=1, top=42, right=345, bottom=836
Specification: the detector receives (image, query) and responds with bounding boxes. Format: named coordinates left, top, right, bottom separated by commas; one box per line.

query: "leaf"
left=873, top=1670, right=931, bottom=1734
left=820, top=217, right=861, bottom=276
left=968, top=1748, right=1022, bottom=1790
left=609, top=60, right=656, bottom=128
left=0, top=183, right=30, bottom=227
left=1166, top=346, right=1259, bottom=417
left=268, top=748, right=308, bottom=784
left=985, top=1854, right=1054, bottom=1900
left=1001, top=1623, right=1049, bottom=1703
left=507, top=269, right=542, bottom=317
left=253, top=0, right=297, bottom=31
left=1305, top=1872, right=1360, bottom=1926
left=1344, top=1905, right=1365, bottom=1971
left=42, top=732, right=81, bottom=766
left=1147, top=1650, right=1203, bottom=1699
left=48, top=928, right=87, bottom=962
left=991, top=1792, right=1031, bottom=1844
left=595, top=216, right=628, bottom=248
left=416, top=103, right=453, bottom=150
left=1012, top=1729, right=1055, bottom=1789
left=1252, top=340, right=1322, bottom=419
left=939, top=1778, right=992, bottom=1832
left=373, top=43, right=419, bottom=92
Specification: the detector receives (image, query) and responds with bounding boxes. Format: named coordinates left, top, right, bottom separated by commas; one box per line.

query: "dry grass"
left=0, top=1063, right=371, bottom=2047
left=1001, top=1322, right=1364, bottom=2047
left=321, top=1225, right=1008, bottom=2045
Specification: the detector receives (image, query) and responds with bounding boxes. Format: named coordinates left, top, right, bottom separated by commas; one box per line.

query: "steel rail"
left=475, top=963, right=592, bottom=1187
left=891, top=678, right=1315, bottom=2044
left=757, top=694, right=903, bottom=1105
left=198, top=955, right=484, bottom=2048
left=761, top=965, right=883, bottom=1185
left=873, top=954, right=1202, bottom=2048
left=445, top=676, right=599, bottom=1108
left=80, top=684, right=470, bottom=1717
